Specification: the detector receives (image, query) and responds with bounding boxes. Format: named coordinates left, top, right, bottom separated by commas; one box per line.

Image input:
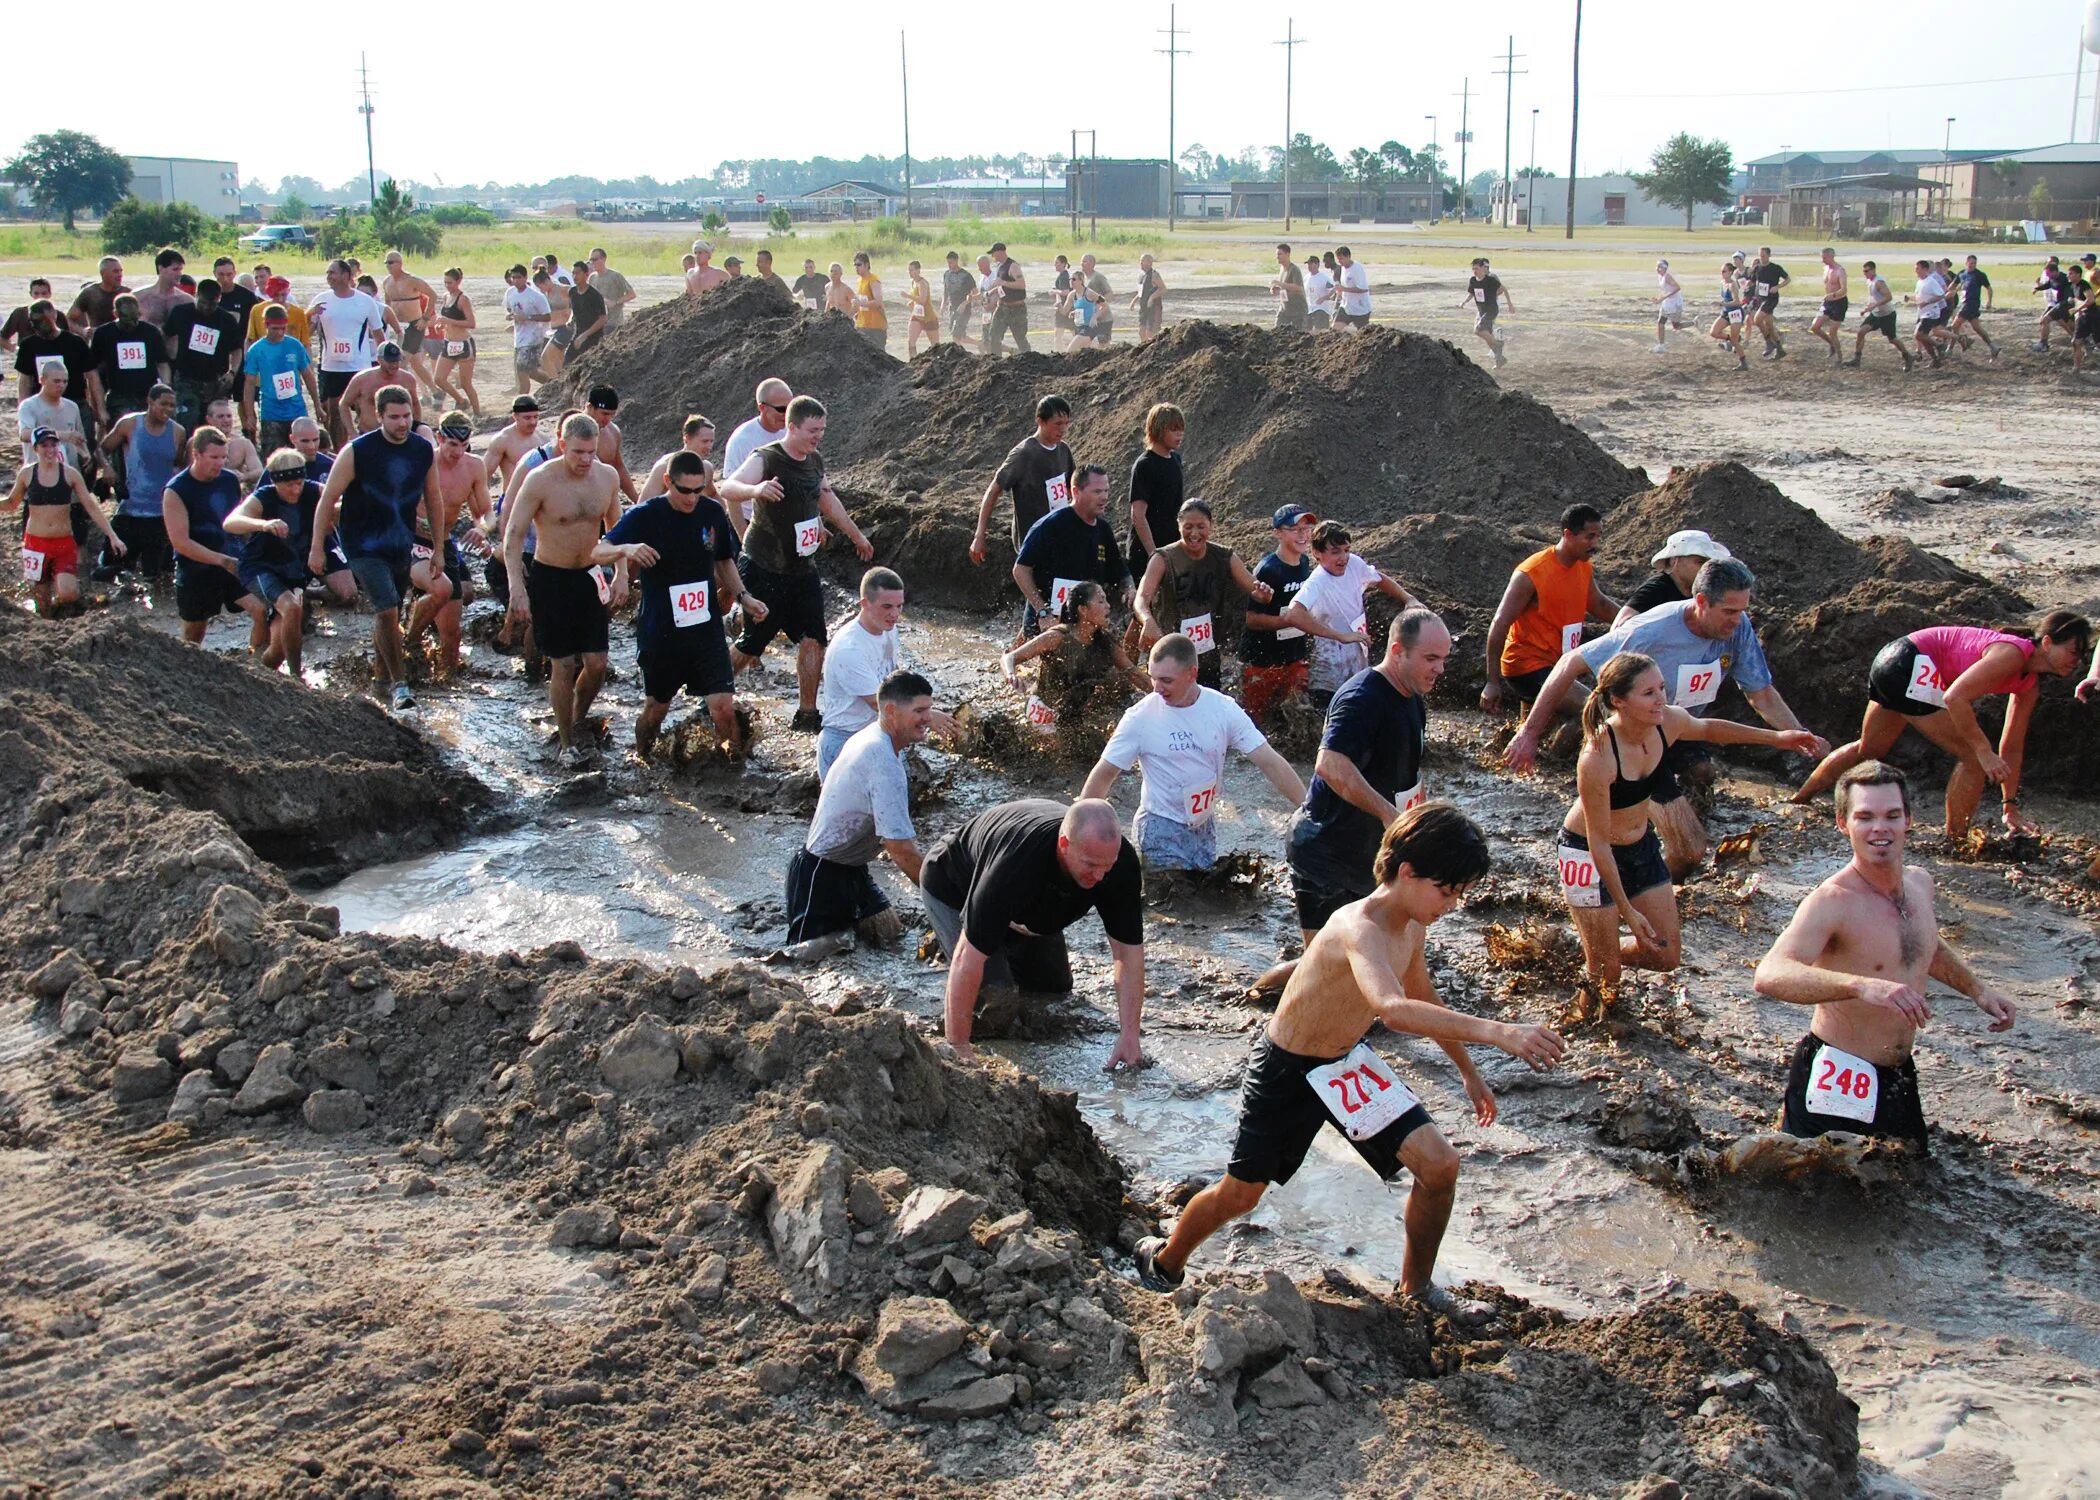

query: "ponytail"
left=1583, top=652, right=1659, bottom=741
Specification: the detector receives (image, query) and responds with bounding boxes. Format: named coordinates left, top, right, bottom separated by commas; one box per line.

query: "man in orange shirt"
left=1479, top=504, right=1618, bottom=715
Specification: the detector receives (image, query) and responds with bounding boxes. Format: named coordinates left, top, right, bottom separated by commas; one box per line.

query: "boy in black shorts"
left=1135, top=805, right=1565, bottom=1307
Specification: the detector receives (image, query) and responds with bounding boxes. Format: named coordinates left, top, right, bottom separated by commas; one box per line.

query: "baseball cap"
left=265, top=275, right=291, bottom=296
left=511, top=394, right=541, bottom=413
left=988, top=241, right=1007, bottom=253
left=379, top=341, right=402, bottom=361
left=724, top=255, right=742, bottom=267
left=30, top=426, right=60, bottom=446
left=1651, top=529, right=1731, bottom=566
left=1272, top=503, right=1317, bottom=528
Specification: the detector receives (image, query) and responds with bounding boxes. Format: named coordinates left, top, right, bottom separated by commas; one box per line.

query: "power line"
left=1159, top=6, right=1192, bottom=231
left=1601, top=69, right=2077, bottom=100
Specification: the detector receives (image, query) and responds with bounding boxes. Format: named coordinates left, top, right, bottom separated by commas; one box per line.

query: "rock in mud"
left=869, top=1296, right=973, bottom=1377
left=1247, top=1359, right=1328, bottom=1409
left=214, top=1038, right=259, bottom=1086
left=1598, top=1089, right=1701, bottom=1152
left=204, top=885, right=266, bottom=966
left=767, top=1142, right=849, bottom=1289
left=918, top=1374, right=1017, bottom=1421
left=109, top=1049, right=174, bottom=1104
left=301, top=1089, right=367, bottom=1134
left=57, top=998, right=103, bottom=1038
left=1190, top=1271, right=1316, bottom=1376
left=441, top=1106, right=485, bottom=1147
left=754, top=1359, right=801, bottom=1396
left=1620, top=1478, right=1684, bottom=1500
left=305, top=1039, right=379, bottom=1096
left=57, top=876, right=109, bottom=919
left=890, top=1185, right=987, bottom=1250
left=598, top=1015, right=681, bottom=1091
left=684, top=1255, right=730, bottom=1303
left=257, top=956, right=307, bottom=1004
left=230, top=1042, right=303, bottom=1114
left=166, top=1068, right=224, bottom=1125
left=548, top=1205, right=621, bottom=1249
left=31, top=949, right=91, bottom=1000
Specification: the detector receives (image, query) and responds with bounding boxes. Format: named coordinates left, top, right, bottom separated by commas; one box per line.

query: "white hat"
left=1652, top=529, right=1731, bottom=566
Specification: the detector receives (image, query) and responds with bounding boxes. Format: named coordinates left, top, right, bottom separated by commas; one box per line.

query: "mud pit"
left=4, top=284, right=2100, bottom=1495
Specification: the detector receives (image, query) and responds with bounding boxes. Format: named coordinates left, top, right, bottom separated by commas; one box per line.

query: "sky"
left=9, top=0, right=2096, bottom=190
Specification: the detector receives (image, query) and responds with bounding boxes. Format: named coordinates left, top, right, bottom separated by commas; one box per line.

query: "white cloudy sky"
left=8, top=0, right=2092, bottom=187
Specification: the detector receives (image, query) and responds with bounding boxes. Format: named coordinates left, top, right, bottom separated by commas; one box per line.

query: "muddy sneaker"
left=1409, top=1282, right=1493, bottom=1324
left=1735, top=355, right=1749, bottom=371
left=390, top=682, right=416, bottom=712
left=1650, top=342, right=1666, bottom=354
left=1901, top=352, right=1915, bottom=372
left=1133, top=1237, right=1183, bottom=1293
left=1491, top=343, right=1506, bottom=369
left=1844, top=355, right=1861, bottom=368
left=1771, top=345, right=1786, bottom=361
left=789, top=707, right=823, bottom=734
left=559, top=743, right=592, bottom=771
left=2032, top=339, right=2050, bottom=352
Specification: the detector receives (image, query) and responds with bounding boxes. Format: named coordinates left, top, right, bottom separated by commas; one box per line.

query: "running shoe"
left=391, top=682, right=416, bottom=711
left=1133, top=1236, right=1183, bottom=1292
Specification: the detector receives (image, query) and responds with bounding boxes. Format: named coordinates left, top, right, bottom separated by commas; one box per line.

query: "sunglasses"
left=762, top=402, right=787, bottom=413
left=672, top=481, right=706, bottom=495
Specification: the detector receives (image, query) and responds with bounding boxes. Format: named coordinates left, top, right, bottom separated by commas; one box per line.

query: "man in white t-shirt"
left=18, top=361, right=89, bottom=468
left=1081, top=634, right=1306, bottom=871
left=307, top=258, right=388, bottom=445
left=720, top=376, right=792, bottom=538
left=783, top=669, right=937, bottom=954
left=1279, top=519, right=1422, bottom=698
left=1334, top=245, right=1373, bottom=330
left=1304, top=255, right=1336, bottom=330
left=815, top=565, right=958, bottom=776
left=501, top=264, right=552, bottom=398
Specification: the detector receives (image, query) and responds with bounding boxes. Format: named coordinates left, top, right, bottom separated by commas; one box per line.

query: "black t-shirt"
left=568, top=284, right=608, bottom=350
left=241, top=479, right=323, bottom=571
left=215, top=281, right=259, bottom=334
left=742, top=441, right=826, bottom=576
left=792, top=273, right=827, bottom=308
left=1955, top=268, right=1990, bottom=309
left=1752, top=262, right=1786, bottom=295
left=1468, top=274, right=1503, bottom=309
left=164, top=304, right=244, bottom=381
left=942, top=267, right=976, bottom=311
left=1625, top=572, right=1690, bottom=617
left=1126, top=449, right=1184, bottom=572
left=14, top=330, right=95, bottom=402
left=1293, top=668, right=1427, bottom=879
left=166, top=468, right=247, bottom=555
left=604, top=493, right=740, bottom=654
left=1241, top=550, right=1314, bottom=666
left=90, top=319, right=165, bottom=399
left=921, top=798, right=1143, bottom=951
left=994, top=257, right=1023, bottom=304
left=1015, top=506, right=1128, bottom=599
left=994, top=436, right=1074, bottom=549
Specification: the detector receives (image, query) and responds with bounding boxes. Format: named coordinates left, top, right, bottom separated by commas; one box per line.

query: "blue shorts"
left=348, top=551, right=411, bottom=610
left=240, top=565, right=310, bottom=604
left=1133, top=809, right=1217, bottom=871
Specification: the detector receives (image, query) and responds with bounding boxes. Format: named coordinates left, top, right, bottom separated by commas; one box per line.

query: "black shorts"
left=1819, top=298, right=1848, bottom=323
left=485, top=549, right=532, bottom=605
left=1648, top=736, right=1711, bottom=807
left=1557, top=824, right=1671, bottom=901
left=399, top=321, right=425, bottom=355
left=1756, top=293, right=1780, bottom=315
left=1865, top=637, right=1942, bottom=718
left=1287, top=846, right=1370, bottom=933
left=413, top=537, right=472, bottom=599
left=319, top=369, right=356, bottom=400
left=1335, top=310, right=1371, bottom=329
left=1956, top=302, right=1982, bottom=323
left=734, top=562, right=827, bottom=655
left=2078, top=310, right=2100, bottom=342
left=1503, top=664, right=1553, bottom=704
left=784, top=847, right=891, bottom=944
left=1781, top=1032, right=1928, bottom=1152
left=175, top=559, right=255, bottom=623
left=526, top=559, right=610, bottom=659
left=1227, top=1033, right=1434, bottom=1187
left=1863, top=311, right=1898, bottom=336
left=1307, top=311, right=1331, bottom=330
left=2044, top=304, right=2073, bottom=326
left=639, top=633, right=733, bottom=704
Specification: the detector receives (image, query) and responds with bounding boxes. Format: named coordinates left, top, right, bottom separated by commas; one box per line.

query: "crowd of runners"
left=6, top=243, right=2099, bottom=1311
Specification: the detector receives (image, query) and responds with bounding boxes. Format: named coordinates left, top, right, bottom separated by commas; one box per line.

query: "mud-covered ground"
left=2, top=262, right=2098, bottom=1497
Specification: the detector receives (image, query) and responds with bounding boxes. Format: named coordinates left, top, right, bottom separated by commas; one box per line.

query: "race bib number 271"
left=1307, top=1043, right=1421, bottom=1141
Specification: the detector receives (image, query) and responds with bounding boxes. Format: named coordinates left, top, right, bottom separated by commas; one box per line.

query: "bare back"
left=486, top=424, right=539, bottom=490
left=1272, top=901, right=1425, bottom=1056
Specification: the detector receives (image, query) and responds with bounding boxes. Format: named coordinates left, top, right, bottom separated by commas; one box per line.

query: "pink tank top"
left=1907, top=625, right=2037, bottom=695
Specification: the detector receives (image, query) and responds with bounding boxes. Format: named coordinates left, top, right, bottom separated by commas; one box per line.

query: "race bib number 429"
left=671, top=579, right=711, bottom=626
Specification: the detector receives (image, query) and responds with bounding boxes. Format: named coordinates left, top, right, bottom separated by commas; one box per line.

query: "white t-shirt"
left=1338, top=261, right=1372, bottom=316
left=1101, top=686, right=1268, bottom=827
left=1306, top=269, right=1335, bottom=313
left=1294, top=554, right=1381, bottom=634
left=19, top=393, right=84, bottom=452
left=505, top=284, right=552, bottom=348
left=1913, top=273, right=1947, bottom=319
left=816, top=618, right=899, bottom=737
left=309, top=290, right=386, bottom=373
left=805, top=722, right=915, bottom=866
left=722, top=413, right=780, bottom=521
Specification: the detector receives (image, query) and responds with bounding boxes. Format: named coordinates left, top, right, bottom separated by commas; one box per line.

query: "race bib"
left=1044, top=473, right=1070, bottom=512
left=1560, top=621, right=1583, bottom=656
left=2046, top=288, right=2061, bottom=306
left=1184, top=780, right=1220, bottom=825
left=1307, top=1043, right=1421, bottom=1141
left=1472, top=287, right=1486, bottom=303
left=671, top=579, right=711, bottom=626
left=1558, top=843, right=1602, bottom=908
left=411, top=542, right=434, bottom=562
left=793, top=516, right=823, bottom=557
left=1276, top=624, right=1304, bottom=641
left=593, top=567, right=612, bottom=605
left=35, top=354, right=67, bottom=383
left=186, top=325, right=221, bottom=356
left=329, top=338, right=354, bottom=360
left=1181, top=613, right=1215, bottom=654
left=1806, top=1043, right=1879, bottom=1125
left=1025, top=694, right=1057, bottom=733
left=271, top=370, right=298, bottom=402
left=1727, top=309, right=1745, bottom=325
left=116, top=340, right=147, bottom=370
left=1048, top=577, right=1083, bottom=616
left=1395, top=779, right=1425, bottom=815
left=1675, top=661, right=1722, bottom=708
left=1350, top=613, right=1367, bottom=638
left=444, top=340, right=467, bottom=358
left=22, top=549, right=45, bottom=582
left=1905, top=652, right=1947, bottom=708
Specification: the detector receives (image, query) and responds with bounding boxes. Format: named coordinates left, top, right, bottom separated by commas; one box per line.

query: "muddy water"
left=305, top=599, right=2100, bottom=1498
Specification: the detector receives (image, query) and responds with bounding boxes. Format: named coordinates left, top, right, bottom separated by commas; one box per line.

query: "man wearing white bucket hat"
left=1615, top=529, right=1731, bottom=628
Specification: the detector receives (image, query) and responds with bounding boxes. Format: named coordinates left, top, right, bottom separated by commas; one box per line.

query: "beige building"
left=1919, top=144, right=2100, bottom=221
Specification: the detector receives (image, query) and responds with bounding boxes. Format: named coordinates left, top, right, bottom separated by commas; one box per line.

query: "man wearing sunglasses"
left=720, top=377, right=792, bottom=540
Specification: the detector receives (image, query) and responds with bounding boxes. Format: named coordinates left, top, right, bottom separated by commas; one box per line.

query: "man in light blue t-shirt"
left=1505, top=556, right=1828, bottom=876
left=240, top=305, right=319, bottom=453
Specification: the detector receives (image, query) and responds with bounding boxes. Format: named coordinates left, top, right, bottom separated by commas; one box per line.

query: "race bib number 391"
left=116, top=340, right=148, bottom=370
left=186, top=325, right=220, bottom=355
left=1307, top=1043, right=1421, bottom=1141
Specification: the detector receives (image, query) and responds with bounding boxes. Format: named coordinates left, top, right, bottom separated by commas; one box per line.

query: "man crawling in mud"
left=1754, top=761, right=2015, bottom=1154
left=1135, top=804, right=1566, bottom=1308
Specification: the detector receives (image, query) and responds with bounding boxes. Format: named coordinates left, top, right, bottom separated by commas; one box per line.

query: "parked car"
left=1717, top=205, right=1765, bottom=227
left=238, top=224, right=318, bottom=251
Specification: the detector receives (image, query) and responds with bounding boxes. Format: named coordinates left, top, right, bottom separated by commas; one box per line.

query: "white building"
left=127, top=156, right=242, bottom=219
left=1488, top=174, right=1689, bottom=229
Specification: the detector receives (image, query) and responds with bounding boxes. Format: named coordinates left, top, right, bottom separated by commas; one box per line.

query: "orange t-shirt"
left=1501, top=547, right=1592, bottom=677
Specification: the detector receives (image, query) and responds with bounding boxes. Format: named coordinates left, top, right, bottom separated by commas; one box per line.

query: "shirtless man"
left=1133, top=804, right=1566, bottom=1303
left=1754, top=762, right=2014, bottom=1153
left=688, top=241, right=729, bottom=295
left=639, top=413, right=717, bottom=502
left=1808, top=247, right=1849, bottom=365
left=408, top=411, right=491, bottom=676
left=204, top=398, right=264, bottom=488
left=484, top=395, right=545, bottom=500
left=342, top=344, right=422, bottom=435
left=583, top=385, right=640, bottom=502
left=381, top=251, right=440, bottom=388
left=502, top=411, right=626, bottom=766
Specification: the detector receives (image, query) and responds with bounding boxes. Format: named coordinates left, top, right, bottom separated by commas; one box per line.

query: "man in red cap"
left=246, top=275, right=310, bottom=348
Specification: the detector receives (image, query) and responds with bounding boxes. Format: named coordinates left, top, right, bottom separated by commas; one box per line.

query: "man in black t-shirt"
left=1126, top=401, right=1186, bottom=575
left=1241, top=504, right=1318, bottom=722
left=971, top=393, right=1075, bottom=566
left=919, top=797, right=1146, bottom=1068
left=14, top=301, right=95, bottom=408
left=209, top=257, right=258, bottom=340
left=87, top=296, right=168, bottom=426
left=940, top=251, right=978, bottom=343
left=719, top=394, right=875, bottom=732
left=983, top=243, right=1030, bottom=353
left=792, top=258, right=827, bottom=311
left=163, top=281, right=246, bottom=429
left=1462, top=258, right=1513, bottom=368
left=1749, top=246, right=1789, bottom=359
left=1013, top=465, right=1129, bottom=635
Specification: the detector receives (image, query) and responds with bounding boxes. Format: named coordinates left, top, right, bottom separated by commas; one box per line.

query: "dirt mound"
left=0, top=611, right=489, bottom=876
left=553, top=275, right=905, bottom=461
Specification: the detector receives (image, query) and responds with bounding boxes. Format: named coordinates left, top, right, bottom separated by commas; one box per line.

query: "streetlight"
left=1527, top=107, right=1539, bottom=232
left=1425, top=114, right=1437, bottom=221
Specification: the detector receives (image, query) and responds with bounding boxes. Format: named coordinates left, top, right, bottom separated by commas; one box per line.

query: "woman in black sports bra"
left=431, top=267, right=481, bottom=419
left=1559, top=650, right=1821, bottom=993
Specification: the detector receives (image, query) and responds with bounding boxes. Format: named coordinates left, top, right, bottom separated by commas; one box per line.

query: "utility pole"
left=1159, top=6, right=1191, bottom=230
left=1492, top=38, right=1526, bottom=227
left=1071, top=129, right=1080, bottom=240
left=1276, top=20, right=1304, bottom=231
left=1454, top=78, right=1472, bottom=221
left=1565, top=0, right=1581, bottom=240
left=1070, top=129, right=1098, bottom=241
left=900, top=33, right=913, bottom=227
left=358, top=53, right=377, bottom=205
left=1425, top=115, right=1438, bottom=219
left=1527, top=108, right=1539, bottom=232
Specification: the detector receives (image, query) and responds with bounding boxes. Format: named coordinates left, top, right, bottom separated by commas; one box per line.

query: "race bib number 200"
left=1307, top=1043, right=1421, bottom=1141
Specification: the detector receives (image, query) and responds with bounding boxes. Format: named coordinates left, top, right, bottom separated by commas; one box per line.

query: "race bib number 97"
left=1308, top=1043, right=1421, bottom=1141
left=1675, top=661, right=1722, bottom=708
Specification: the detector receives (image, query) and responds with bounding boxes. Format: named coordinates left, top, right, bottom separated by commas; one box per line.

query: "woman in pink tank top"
left=1792, top=609, right=2097, bottom=836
